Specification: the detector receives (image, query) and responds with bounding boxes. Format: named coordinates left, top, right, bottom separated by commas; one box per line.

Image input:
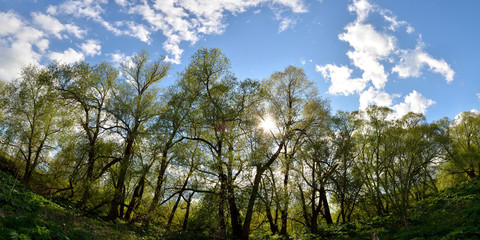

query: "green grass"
left=359, top=179, right=480, bottom=240
left=0, top=170, right=160, bottom=240
left=279, top=179, right=480, bottom=240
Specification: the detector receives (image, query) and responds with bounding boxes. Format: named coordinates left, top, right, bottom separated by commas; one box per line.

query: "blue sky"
left=1, top=0, right=479, bottom=121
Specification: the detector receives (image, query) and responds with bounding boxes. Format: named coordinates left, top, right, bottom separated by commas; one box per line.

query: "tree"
left=385, top=112, right=441, bottom=225
left=50, top=62, right=118, bottom=208
left=240, top=66, right=329, bottom=239
left=106, top=50, right=170, bottom=220
left=330, top=111, right=363, bottom=223
left=143, top=58, right=203, bottom=226
left=181, top=47, right=262, bottom=239
left=0, top=66, right=70, bottom=184
left=441, top=111, right=480, bottom=180
left=355, top=106, right=393, bottom=216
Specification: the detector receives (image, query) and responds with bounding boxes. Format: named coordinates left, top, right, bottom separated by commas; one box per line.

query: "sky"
left=1, top=0, right=479, bottom=121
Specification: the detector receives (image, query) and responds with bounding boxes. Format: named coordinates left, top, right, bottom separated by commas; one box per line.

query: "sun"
left=259, top=116, right=277, bottom=133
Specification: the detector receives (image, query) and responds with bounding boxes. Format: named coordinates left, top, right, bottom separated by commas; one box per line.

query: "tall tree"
left=0, top=66, right=69, bottom=184
left=441, top=111, right=480, bottom=180
left=330, top=111, right=362, bottom=223
left=240, top=66, right=329, bottom=239
left=106, top=50, right=169, bottom=220
left=385, top=112, right=441, bottom=225
left=356, top=106, right=393, bottom=216
left=51, top=62, right=118, bottom=208
left=143, top=60, right=203, bottom=226
left=182, top=47, right=261, bottom=239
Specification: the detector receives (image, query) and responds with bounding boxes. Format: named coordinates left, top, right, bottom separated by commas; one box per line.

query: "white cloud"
left=339, top=22, right=395, bottom=89
left=0, top=11, right=45, bottom=81
left=271, top=0, right=307, bottom=13
left=125, top=22, right=151, bottom=43
left=359, top=87, right=397, bottom=110
left=110, top=51, right=128, bottom=64
left=358, top=88, right=435, bottom=119
left=278, top=17, right=296, bottom=32
left=80, top=39, right=101, bottom=56
left=318, top=0, right=454, bottom=118
left=48, top=0, right=107, bottom=20
left=316, top=64, right=366, bottom=96
left=452, top=109, right=479, bottom=125
left=36, top=39, right=49, bottom=53
left=391, top=90, right=435, bottom=118
left=125, top=0, right=306, bottom=63
left=115, top=0, right=129, bottom=7
left=379, top=9, right=414, bottom=33
left=46, top=0, right=307, bottom=64
left=348, top=0, right=372, bottom=23
left=49, top=48, right=84, bottom=64
left=32, top=12, right=66, bottom=39
left=0, top=11, right=23, bottom=35
left=393, top=42, right=455, bottom=82
left=32, top=12, right=85, bottom=39
left=65, top=24, right=86, bottom=38
left=477, top=93, right=480, bottom=101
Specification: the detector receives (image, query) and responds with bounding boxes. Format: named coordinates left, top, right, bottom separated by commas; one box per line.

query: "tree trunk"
left=167, top=173, right=190, bottom=230
left=280, top=150, right=291, bottom=236
left=80, top=143, right=96, bottom=208
left=107, top=137, right=134, bottom=221
left=182, top=192, right=194, bottom=231
left=143, top=156, right=169, bottom=226
left=166, top=191, right=183, bottom=230
left=226, top=149, right=242, bottom=237
left=241, top=137, right=286, bottom=240
left=125, top=174, right=146, bottom=220
left=320, top=186, right=333, bottom=224
left=241, top=169, right=263, bottom=240
left=266, top=203, right=279, bottom=234
left=217, top=172, right=227, bottom=240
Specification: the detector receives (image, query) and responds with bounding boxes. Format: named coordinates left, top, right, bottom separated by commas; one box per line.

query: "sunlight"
left=259, top=115, right=277, bottom=133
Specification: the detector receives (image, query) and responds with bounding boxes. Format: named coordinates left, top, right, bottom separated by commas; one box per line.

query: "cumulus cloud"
left=393, top=41, right=455, bottom=82
left=109, top=51, right=130, bottom=65
left=80, top=39, right=101, bottom=56
left=316, top=64, right=366, bottom=96
left=317, top=0, right=454, bottom=118
left=0, top=11, right=45, bottom=81
left=391, top=90, right=435, bottom=118
left=359, top=87, right=398, bottom=110
left=49, top=48, right=84, bottom=64
left=32, top=12, right=86, bottom=39
left=48, top=0, right=107, bottom=20
left=339, top=22, right=395, bottom=89
left=452, top=109, right=479, bottom=126
left=477, top=93, right=480, bottom=101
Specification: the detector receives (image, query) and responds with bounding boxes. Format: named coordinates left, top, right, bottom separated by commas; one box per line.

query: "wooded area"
left=0, top=48, right=479, bottom=240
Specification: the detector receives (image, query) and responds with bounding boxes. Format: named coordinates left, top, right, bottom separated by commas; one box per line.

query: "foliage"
left=0, top=170, right=165, bottom=239
left=0, top=48, right=479, bottom=240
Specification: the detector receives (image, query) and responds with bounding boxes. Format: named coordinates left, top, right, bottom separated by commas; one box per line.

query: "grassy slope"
left=0, top=170, right=159, bottom=240
left=365, top=179, right=480, bottom=240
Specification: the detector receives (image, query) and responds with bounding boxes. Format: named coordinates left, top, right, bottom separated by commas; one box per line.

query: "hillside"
left=1, top=167, right=479, bottom=240
left=354, top=179, right=480, bottom=240
left=0, top=170, right=161, bottom=240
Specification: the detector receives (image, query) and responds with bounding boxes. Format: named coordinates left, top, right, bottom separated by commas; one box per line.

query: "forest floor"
left=0, top=170, right=161, bottom=240
left=1, top=168, right=479, bottom=240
